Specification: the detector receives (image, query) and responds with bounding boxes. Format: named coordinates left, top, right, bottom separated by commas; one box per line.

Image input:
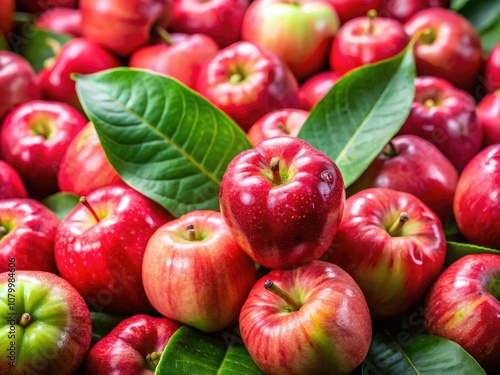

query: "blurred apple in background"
left=0, top=0, right=14, bottom=37
left=35, top=7, right=83, bottom=37
left=380, top=0, right=448, bottom=23
left=477, top=91, right=500, bottom=147
left=325, top=0, right=382, bottom=23
left=0, top=160, right=27, bottom=200
left=298, top=70, right=341, bottom=110
left=16, top=0, right=76, bottom=13
left=485, top=42, right=500, bottom=94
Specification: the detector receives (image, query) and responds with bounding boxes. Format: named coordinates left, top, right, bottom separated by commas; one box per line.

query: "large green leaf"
left=362, top=329, right=486, bottom=374
left=155, top=326, right=264, bottom=375
left=451, top=0, right=470, bottom=11
left=42, top=192, right=79, bottom=221
left=297, top=46, right=415, bottom=187
left=74, top=68, right=252, bottom=218
left=445, top=241, right=500, bottom=267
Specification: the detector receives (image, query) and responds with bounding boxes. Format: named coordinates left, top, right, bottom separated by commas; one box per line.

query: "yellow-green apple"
left=325, top=0, right=381, bottom=23
left=84, top=314, right=181, bottom=374
left=239, top=260, right=372, bottom=375
left=0, top=0, right=14, bottom=37
left=58, top=122, right=123, bottom=196
left=298, top=70, right=341, bottom=110
left=0, top=100, right=87, bottom=199
left=486, top=43, right=500, bottom=93
left=169, top=0, right=249, bottom=48
left=348, top=135, right=458, bottom=224
left=129, top=33, right=219, bottom=89
left=425, top=254, right=500, bottom=373
left=54, top=185, right=174, bottom=314
left=0, top=199, right=59, bottom=273
left=0, top=270, right=92, bottom=374
left=381, top=0, right=448, bottom=23
left=35, top=7, right=82, bottom=37
left=0, top=161, right=27, bottom=200
left=80, top=0, right=173, bottom=57
left=453, top=144, right=500, bottom=250
left=142, top=210, right=256, bottom=332
left=241, top=0, right=340, bottom=81
left=0, top=52, right=41, bottom=121
left=219, top=136, right=345, bottom=269
left=404, top=8, right=482, bottom=92
left=330, top=9, right=409, bottom=74
left=196, top=42, right=300, bottom=132
left=17, top=0, right=77, bottom=13
left=397, top=76, right=482, bottom=171
left=477, top=91, right=500, bottom=147
left=246, top=108, right=310, bottom=146
left=326, top=187, right=446, bottom=318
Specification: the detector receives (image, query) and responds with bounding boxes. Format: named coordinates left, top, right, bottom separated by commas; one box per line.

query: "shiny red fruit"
left=298, top=70, right=341, bottom=110
left=0, top=160, right=27, bottom=199
left=477, top=91, right=500, bottom=147
left=35, top=7, right=82, bottom=37
left=485, top=43, right=500, bottom=94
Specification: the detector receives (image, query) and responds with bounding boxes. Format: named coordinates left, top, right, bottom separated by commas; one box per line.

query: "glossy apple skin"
left=453, top=144, right=500, bottom=250
left=39, top=37, right=121, bottom=110
left=0, top=0, right=14, bottom=36
left=0, top=100, right=87, bottom=199
left=246, top=108, right=310, bottom=146
left=80, top=0, right=173, bottom=57
left=330, top=14, right=409, bottom=75
left=17, top=0, right=76, bottom=13
left=398, top=76, right=482, bottom=171
left=485, top=43, right=500, bottom=94
left=35, top=7, right=82, bottom=37
left=219, top=136, right=345, bottom=269
left=55, top=185, right=174, bottom=315
left=0, top=51, right=41, bottom=121
left=197, top=42, right=300, bottom=132
left=58, top=122, right=123, bottom=196
left=380, top=0, right=448, bottom=23
left=0, top=199, right=59, bottom=273
left=129, top=33, right=219, bottom=89
left=0, top=161, right=27, bottom=200
left=325, top=0, right=382, bottom=23
left=298, top=70, right=341, bottom=110
left=84, top=314, right=181, bottom=375
left=326, top=187, right=446, bottom=318
left=0, top=270, right=92, bottom=375
left=477, top=91, right=500, bottom=147
left=348, top=135, right=458, bottom=224
left=404, top=8, right=483, bottom=92
left=425, top=254, right=500, bottom=372
left=142, top=210, right=256, bottom=332
left=240, top=260, right=372, bottom=375
left=242, top=0, right=340, bottom=81
left=169, top=0, right=249, bottom=48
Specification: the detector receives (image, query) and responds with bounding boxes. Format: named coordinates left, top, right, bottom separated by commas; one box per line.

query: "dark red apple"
left=0, top=160, right=27, bottom=199
left=17, top=0, right=77, bottom=13
left=35, top=7, right=82, bottom=37
left=380, top=0, right=448, bottom=23
left=477, top=91, right=500, bottom=147
left=298, top=70, right=341, bottom=110
left=0, top=0, right=14, bottom=37
left=325, top=0, right=382, bottom=23
left=196, top=41, right=300, bottom=132
left=485, top=42, right=500, bottom=94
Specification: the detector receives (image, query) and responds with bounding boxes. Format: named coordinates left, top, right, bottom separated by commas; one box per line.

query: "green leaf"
left=451, top=0, right=471, bottom=11
left=445, top=241, right=500, bottom=267
left=42, top=192, right=80, bottom=221
left=90, top=312, right=127, bottom=346
left=74, top=68, right=252, bottom=218
left=479, top=19, right=500, bottom=56
left=155, top=326, right=264, bottom=375
left=297, top=46, right=415, bottom=187
left=362, top=329, right=486, bottom=375
left=456, top=0, right=500, bottom=32
left=0, top=33, right=8, bottom=50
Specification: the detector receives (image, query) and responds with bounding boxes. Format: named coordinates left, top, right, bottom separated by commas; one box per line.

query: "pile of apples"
left=1, top=0, right=500, bottom=374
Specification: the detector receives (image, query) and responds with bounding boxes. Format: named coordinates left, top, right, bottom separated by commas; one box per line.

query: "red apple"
left=404, top=8, right=483, bottom=92
left=0, top=160, right=27, bottom=199
left=485, top=42, right=500, bottom=94
left=380, top=0, right=448, bottom=23
left=80, top=0, right=173, bottom=57
left=129, top=33, right=219, bottom=89
left=397, top=76, right=482, bottom=171
left=0, top=51, right=41, bottom=121
left=348, top=135, right=458, bottom=224
left=453, top=144, right=500, bottom=250
left=196, top=41, right=300, bottom=132
left=55, top=185, right=174, bottom=314
left=241, top=0, right=340, bottom=81
left=219, top=136, right=345, bottom=269
left=38, top=37, right=121, bottom=110
left=35, top=7, right=82, bottom=37
left=477, top=91, right=500, bottom=147
left=298, top=70, right=341, bottom=110
left=425, top=254, right=500, bottom=373
left=330, top=10, right=409, bottom=75
left=0, top=198, right=59, bottom=273
left=169, top=0, right=249, bottom=48
left=239, top=260, right=372, bottom=375
left=325, top=0, right=382, bottom=23
left=84, top=314, right=181, bottom=374
left=17, top=0, right=77, bottom=13
left=246, top=108, right=310, bottom=146
left=0, top=0, right=14, bottom=37
left=326, top=187, right=446, bottom=318
left=142, top=210, right=256, bottom=332
left=0, top=100, right=87, bottom=199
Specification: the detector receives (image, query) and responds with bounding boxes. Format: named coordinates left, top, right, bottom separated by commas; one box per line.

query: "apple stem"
left=154, top=25, right=173, bottom=45
left=382, top=142, right=398, bottom=158
left=145, top=352, right=161, bottom=371
left=367, top=9, right=377, bottom=35
left=0, top=225, right=7, bottom=238
left=277, top=122, right=291, bottom=135
left=388, top=212, right=409, bottom=236
left=185, top=224, right=196, bottom=241
left=420, top=28, right=436, bottom=45
left=79, top=197, right=100, bottom=223
left=19, top=313, right=31, bottom=327
left=264, top=280, right=301, bottom=312
left=270, top=157, right=282, bottom=185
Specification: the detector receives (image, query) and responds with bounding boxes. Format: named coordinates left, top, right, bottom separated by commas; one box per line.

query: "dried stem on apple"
left=270, top=157, right=282, bottom=185
left=388, top=212, right=409, bottom=237
left=382, top=142, right=398, bottom=158
left=264, top=280, right=301, bottom=312
left=79, top=197, right=100, bottom=223
left=154, top=24, right=173, bottom=45
left=277, top=122, right=291, bottom=135
left=19, top=313, right=32, bottom=327
left=0, top=225, right=7, bottom=238
left=145, top=352, right=161, bottom=371
left=185, top=224, right=196, bottom=241
left=367, top=9, right=377, bottom=35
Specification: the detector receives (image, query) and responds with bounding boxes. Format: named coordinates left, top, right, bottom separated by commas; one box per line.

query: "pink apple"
left=0, top=160, right=27, bottom=199
left=240, top=260, right=372, bottom=375
left=142, top=210, right=256, bottom=332
left=325, top=0, right=382, bottom=23
left=477, top=90, right=500, bottom=147
left=485, top=42, right=500, bottom=94
left=35, top=7, right=82, bottom=37
left=298, top=70, right=341, bottom=110
left=380, top=0, right=448, bottom=23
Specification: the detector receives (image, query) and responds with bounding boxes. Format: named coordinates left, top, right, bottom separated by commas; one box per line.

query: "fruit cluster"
left=0, top=1, right=499, bottom=374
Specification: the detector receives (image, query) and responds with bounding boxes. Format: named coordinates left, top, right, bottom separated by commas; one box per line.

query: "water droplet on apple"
left=320, top=170, right=335, bottom=184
